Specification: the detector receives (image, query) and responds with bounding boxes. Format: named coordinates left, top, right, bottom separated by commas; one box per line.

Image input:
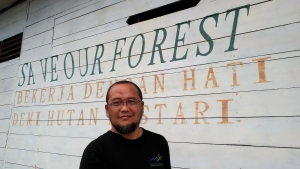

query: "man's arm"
left=79, top=141, right=110, bottom=169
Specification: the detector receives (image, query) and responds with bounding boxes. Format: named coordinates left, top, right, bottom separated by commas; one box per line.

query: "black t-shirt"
left=79, top=128, right=171, bottom=169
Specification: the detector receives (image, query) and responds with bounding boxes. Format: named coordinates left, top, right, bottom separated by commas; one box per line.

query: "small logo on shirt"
left=149, top=154, right=163, bottom=167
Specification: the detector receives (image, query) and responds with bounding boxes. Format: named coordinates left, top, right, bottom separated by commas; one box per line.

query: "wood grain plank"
left=4, top=162, right=36, bottom=169
left=15, top=87, right=300, bottom=119
left=24, top=17, right=54, bottom=39
left=27, top=0, right=105, bottom=26
left=53, top=0, right=181, bottom=39
left=0, top=133, right=8, bottom=147
left=0, top=105, right=12, bottom=119
left=169, top=142, right=300, bottom=169
left=8, top=108, right=300, bottom=147
left=0, top=58, right=19, bottom=69
left=28, top=0, right=60, bottom=14
left=6, top=134, right=91, bottom=156
left=0, top=1, right=27, bottom=21
left=21, top=30, right=53, bottom=52
left=0, top=5, right=27, bottom=30
left=19, top=44, right=52, bottom=64
left=0, top=63, right=19, bottom=80
left=5, top=148, right=81, bottom=169
left=0, top=147, right=5, bottom=160
left=54, top=0, right=123, bottom=25
left=0, top=91, right=15, bottom=106
left=0, top=19, right=26, bottom=41
left=3, top=135, right=300, bottom=168
left=53, top=17, right=128, bottom=47
left=0, top=120, right=10, bottom=133
left=0, top=78, right=17, bottom=93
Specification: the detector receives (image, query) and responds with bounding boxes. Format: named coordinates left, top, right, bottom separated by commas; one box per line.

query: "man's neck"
left=111, top=127, right=143, bottom=140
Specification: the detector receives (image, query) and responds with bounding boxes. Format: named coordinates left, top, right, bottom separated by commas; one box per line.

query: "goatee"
left=113, top=123, right=137, bottom=134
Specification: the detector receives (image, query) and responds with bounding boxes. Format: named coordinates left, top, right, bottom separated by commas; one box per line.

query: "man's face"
left=105, top=83, right=144, bottom=134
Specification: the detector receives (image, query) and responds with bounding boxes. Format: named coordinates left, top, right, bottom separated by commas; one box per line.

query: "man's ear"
left=105, top=105, right=110, bottom=118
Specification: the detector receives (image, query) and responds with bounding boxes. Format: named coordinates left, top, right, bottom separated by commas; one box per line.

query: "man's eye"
left=112, top=101, right=122, bottom=105
left=127, top=100, right=137, bottom=105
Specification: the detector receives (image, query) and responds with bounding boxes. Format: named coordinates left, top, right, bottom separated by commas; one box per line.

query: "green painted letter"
left=170, top=21, right=190, bottom=62
left=224, top=5, right=250, bottom=52
left=128, top=34, right=145, bottom=68
left=111, top=38, right=126, bottom=72
left=27, top=63, right=35, bottom=85
left=196, top=13, right=219, bottom=56
left=40, top=58, right=48, bottom=82
left=148, top=28, right=167, bottom=65
left=50, top=55, right=58, bottom=82
left=90, top=44, right=104, bottom=75
left=64, top=52, right=75, bottom=79
left=18, top=63, right=28, bottom=86
left=78, top=48, right=89, bottom=77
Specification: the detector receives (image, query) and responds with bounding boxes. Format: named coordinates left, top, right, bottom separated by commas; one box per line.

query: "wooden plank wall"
left=1, top=0, right=300, bottom=168
left=0, top=1, right=27, bottom=168
left=0, top=57, right=20, bottom=168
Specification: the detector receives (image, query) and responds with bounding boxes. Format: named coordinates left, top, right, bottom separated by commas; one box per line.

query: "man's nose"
left=120, top=102, right=130, bottom=111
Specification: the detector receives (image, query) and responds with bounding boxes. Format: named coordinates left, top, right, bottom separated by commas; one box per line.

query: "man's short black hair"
left=105, top=80, right=143, bottom=103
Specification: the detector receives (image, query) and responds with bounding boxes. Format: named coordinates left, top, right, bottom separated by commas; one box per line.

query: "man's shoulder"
left=85, top=131, right=111, bottom=150
left=142, top=128, right=167, bottom=141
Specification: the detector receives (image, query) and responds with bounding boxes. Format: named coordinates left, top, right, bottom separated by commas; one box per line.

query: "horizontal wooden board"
left=28, top=0, right=60, bottom=14
left=53, top=17, right=128, bottom=47
left=21, top=30, right=53, bottom=51
left=0, top=58, right=19, bottom=69
left=169, top=142, right=300, bottom=169
left=19, top=44, right=52, bottom=64
left=0, top=1, right=27, bottom=21
left=0, top=91, right=15, bottom=106
left=27, top=0, right=105, bottom=26
left=23, top=17, right=54, bottom=39
left=3, top=139, right=300, bottom=169
left=7, top=113, right=300, bottom=155
left=4, top=148, right=81, bottom=169
left=53, top=0, right=181, bottom=39
left=14, top=52, right=300, bottom=105
left=7, top=134, right=91, bottom=156
left=0, top=18, right=26, bottom=41
left=53, top=0, right=110, bottom=20
left=13, top=87, right=300, bottom=118
left=8, top=114, right=300, bottom=147
left=0, top=63, right=19, bottom=80
left=0, top=5, right=26, bottom=29
left=0, top=105, right=12, bottom=119
left=0, top=133, right=7, bottom=147
left=54, top=0, right=123, bottom=25
left=0, top=147, right=5, bottom=160
left=0, top=120, right=10, bottom=133
left=4, top=162, right=33, bottom=169
left=0, top=78, right=17, bottom=93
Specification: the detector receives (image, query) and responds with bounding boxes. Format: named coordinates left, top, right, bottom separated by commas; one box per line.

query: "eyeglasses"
left=107, top=99, right=142, bottom=107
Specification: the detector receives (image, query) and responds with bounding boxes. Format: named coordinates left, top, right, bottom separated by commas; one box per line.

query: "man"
left=79, top=80, right=171, bottom=169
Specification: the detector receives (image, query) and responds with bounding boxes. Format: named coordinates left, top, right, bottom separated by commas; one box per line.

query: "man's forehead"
left=107, top=83, right=139, bottom=98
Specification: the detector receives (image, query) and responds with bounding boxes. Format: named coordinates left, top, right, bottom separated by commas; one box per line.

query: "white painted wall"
left=0, top=0, right=300, bottom=168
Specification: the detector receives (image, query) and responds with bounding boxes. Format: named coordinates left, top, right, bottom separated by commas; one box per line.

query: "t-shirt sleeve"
left=79, top=140, right=109, bottom=169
